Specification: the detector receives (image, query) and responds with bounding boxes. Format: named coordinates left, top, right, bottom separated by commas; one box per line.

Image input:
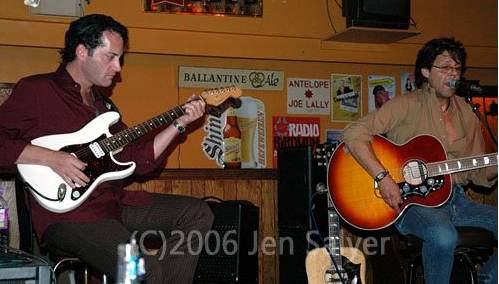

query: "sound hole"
left=402, top=160, right=428, bottom=185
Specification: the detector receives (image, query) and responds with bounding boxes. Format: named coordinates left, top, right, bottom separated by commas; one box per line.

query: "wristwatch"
left=173, top=120, right=186, bottom=134
left=374, top=170, right=389, bottom=183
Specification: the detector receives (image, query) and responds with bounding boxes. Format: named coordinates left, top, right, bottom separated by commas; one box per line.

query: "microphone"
left=448, top=79, right=483, bottom=94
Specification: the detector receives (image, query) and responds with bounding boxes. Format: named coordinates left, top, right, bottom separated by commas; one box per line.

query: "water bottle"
left=116, top=236, right=146, bottom=284
left=0, top=187, right=9, bottom=252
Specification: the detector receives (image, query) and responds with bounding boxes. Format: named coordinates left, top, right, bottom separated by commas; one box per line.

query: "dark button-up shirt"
left=0, top=65, right=164, bottom=239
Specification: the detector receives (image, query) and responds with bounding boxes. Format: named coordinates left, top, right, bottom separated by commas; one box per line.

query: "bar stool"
left=393, top=227, right=496, bottom=284
left=15, top=176, right=107, bottom=283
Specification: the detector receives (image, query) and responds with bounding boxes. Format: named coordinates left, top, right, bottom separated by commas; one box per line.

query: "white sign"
left=179, top=66, right=284, bottom=90
left=287, top=78, right=330, bottom=115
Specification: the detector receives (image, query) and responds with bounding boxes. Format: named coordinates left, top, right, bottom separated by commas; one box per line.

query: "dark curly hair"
left=414, top=37, right=466, bottom=88
left=59, top=14, right=129, bottom=64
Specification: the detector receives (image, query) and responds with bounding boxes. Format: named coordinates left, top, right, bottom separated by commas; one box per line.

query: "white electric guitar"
left=17, top=86, right=241, bottom=213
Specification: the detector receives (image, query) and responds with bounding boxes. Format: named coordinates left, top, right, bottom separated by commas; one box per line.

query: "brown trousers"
left=43, top=194, right=214, bottom=284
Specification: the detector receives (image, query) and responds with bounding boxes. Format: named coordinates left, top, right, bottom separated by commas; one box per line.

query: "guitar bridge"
left=325, top=268, right=349, bottom=283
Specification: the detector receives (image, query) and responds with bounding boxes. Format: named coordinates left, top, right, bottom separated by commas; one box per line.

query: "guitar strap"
left=98, top=93, right=121, bottom=115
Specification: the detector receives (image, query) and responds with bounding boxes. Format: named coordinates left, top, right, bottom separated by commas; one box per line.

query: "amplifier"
left=194, top=200, right=259, bottom=284
left=0, top=249, right=51, bottom=284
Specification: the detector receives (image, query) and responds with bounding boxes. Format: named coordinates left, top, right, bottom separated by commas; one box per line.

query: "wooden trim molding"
left=133, top=168, right=278, bottom=181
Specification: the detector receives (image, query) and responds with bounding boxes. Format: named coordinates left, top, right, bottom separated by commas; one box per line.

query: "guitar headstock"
left=315, top=143, right=336, bottom=168
left=200, top=86, right=243, bottom=117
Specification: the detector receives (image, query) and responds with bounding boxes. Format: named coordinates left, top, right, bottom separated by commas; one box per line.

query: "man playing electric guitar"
left=0, top=14, right=214, bottom=283
left=341, top=38, right=497, bottom=284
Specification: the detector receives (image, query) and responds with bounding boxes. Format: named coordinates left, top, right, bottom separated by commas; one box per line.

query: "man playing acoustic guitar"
left=342, top=38, right=497, bottom=283
left=0, top=14, right=214, bottom=283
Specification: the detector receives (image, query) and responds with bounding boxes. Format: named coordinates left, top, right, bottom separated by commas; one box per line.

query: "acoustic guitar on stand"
left=18, top=86, right=242, bottom=213
left=306, top=144, right=366, bottom=284
left=328, top=134, right=497, bottom=231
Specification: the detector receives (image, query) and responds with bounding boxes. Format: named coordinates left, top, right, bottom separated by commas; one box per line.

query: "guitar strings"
left=71, top=105, right=187, bottom=160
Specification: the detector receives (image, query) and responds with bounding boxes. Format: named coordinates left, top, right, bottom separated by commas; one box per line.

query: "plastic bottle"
left=116, top=236, right=145, bottom=284
left=0, top=186, right=9, bottom=252
left=223, top=107, right=242, bottom=168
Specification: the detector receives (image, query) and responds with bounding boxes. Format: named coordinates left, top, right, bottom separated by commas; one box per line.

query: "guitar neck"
left=99, top=106, right=186, bottom=153
left=427, top=153, right=498, bottom=177
left=327, top=197, right=343, bottom=271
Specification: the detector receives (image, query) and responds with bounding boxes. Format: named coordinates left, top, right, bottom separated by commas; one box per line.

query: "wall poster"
left=331, top=74, right=362, bottom=122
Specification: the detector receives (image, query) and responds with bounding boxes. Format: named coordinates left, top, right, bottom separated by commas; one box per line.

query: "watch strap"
left=374, top=170, right=389, bottom=183
left=173, top=120, right=186, bottom=134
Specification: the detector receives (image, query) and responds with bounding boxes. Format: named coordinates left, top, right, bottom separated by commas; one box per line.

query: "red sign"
left=272, top=116, right=321, bottom=167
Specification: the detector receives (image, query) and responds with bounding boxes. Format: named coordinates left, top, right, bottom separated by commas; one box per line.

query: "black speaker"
left=277, top=146, right=329, bottom=284
left=0, top=248, right=51, bottom=283
left=343, top=0, right=411, bottom=30
left=194, top=200, right=259, bottom=284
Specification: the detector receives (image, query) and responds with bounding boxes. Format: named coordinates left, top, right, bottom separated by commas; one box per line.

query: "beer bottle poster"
left=202, top=96, right=266, bottom=168
left=272, top=116, right=321, bottom=168
left=235, top=97, right=266, bottom=169
left=331, top=74, right=362, bottom=122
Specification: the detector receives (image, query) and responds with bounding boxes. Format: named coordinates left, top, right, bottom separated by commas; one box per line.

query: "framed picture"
left=0, top=83, right=14, bottom=106
left=144, top=0, right=262, bottom=17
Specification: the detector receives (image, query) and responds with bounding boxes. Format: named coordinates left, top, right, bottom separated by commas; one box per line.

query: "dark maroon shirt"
left=0, top=65, right=165, bottom=239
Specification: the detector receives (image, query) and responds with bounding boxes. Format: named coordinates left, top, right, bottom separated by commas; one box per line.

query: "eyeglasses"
left=432, top=65, right=462, bottom=74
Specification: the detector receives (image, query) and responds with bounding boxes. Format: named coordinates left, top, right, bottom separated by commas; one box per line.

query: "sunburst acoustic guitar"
left=327, top=134, right=497, bottom=231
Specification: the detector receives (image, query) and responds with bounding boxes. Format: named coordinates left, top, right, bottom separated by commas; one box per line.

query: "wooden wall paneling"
left=149, top=180, right=166, bottom=194
left=260, top=179, right=278, bottom=284
left=171, top=180, right=192, bottom=196
left=190, top=180, right=206, bottom=199
left=130, top=179, right=172, bottom=194
left=235, top=179, right=261, bottom=206
left=160, top=180, right=172, bottom=194
left=204, top=179, right=225, bottom=201
left=222, top=180, right=238, bottom=201
left=125, top=182, right=139, bottom=192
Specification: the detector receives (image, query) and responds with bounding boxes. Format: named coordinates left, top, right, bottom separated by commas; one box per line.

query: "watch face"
left=375, top=171, right=388, bottom=182
left=174, top=120, right=186, bottom=134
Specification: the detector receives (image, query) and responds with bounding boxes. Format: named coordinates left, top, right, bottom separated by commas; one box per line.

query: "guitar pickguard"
left=60, top=134, right=130, bottom=201
left=398, top=176, right=444, bottom=201
left=325, top=255, right=361, bottom=283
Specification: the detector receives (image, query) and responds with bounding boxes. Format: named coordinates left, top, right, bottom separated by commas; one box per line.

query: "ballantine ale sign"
left=179, top=66, right=283, bottom=91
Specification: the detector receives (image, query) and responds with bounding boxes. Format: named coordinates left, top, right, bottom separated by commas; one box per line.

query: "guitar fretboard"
left=427, top=153, right=497, bottom=177
left=99, top=106, right=186, bottom=153
left=327, top=196, right=343, bottom=271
